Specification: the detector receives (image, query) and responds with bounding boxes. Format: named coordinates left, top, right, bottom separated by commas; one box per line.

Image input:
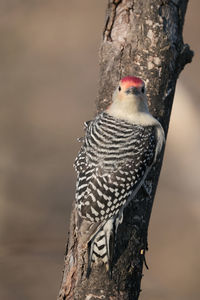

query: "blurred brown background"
left=0, top=1, right=199, bottom=299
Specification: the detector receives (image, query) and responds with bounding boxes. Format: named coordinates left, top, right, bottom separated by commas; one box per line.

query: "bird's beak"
left=125, top=86, right=140, bottom=95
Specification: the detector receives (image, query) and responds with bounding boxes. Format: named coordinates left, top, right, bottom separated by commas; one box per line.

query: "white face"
left=106, top=77, right=160, bottom=125
left=111, top=79, right=147, bottom=112
left=107, top=79, right=149, bottom=122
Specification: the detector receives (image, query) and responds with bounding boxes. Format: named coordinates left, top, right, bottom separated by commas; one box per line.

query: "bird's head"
left=106, top=76, right=149, bottom=121
left=118, top=76, right=145, bottom=98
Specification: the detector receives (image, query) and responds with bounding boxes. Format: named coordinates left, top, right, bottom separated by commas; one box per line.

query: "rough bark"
left=58, top=1, right=193, bottom=299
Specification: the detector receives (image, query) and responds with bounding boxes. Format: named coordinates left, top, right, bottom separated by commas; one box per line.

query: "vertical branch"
left=58, top=0, right=193, bottom=299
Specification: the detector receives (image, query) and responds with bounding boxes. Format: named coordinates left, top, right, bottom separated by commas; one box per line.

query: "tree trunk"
left=57, top=0, right=193, bottom=299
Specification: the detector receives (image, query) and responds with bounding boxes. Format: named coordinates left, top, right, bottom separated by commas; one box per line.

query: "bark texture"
left=58, top=1, right=193, bottom=299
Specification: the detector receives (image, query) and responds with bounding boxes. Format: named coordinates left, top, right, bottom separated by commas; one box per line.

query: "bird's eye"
left=141, top=86, right=145, bottom=93
left=118, top=86, right=121, bottom=91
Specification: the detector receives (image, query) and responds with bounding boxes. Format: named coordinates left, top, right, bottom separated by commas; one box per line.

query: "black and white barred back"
left=74, top=112, right=157, bottom=272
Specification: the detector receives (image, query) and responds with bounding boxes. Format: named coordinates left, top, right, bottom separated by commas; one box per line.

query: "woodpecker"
left=74, top=76, right=165, bottom=277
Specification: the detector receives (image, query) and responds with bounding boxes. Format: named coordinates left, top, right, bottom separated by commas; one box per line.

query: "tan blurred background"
left=0, top=1, right=199, bottom=299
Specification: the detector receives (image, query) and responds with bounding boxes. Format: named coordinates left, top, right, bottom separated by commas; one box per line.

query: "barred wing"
left=74, top=115, right=156, bottom=223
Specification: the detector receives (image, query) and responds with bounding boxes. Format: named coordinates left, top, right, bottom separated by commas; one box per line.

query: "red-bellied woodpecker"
left=74, top=76, right=165, bottom=277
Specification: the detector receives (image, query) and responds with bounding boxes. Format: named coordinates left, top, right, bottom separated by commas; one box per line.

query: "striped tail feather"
left=86, top=219, right=115, bottom=278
